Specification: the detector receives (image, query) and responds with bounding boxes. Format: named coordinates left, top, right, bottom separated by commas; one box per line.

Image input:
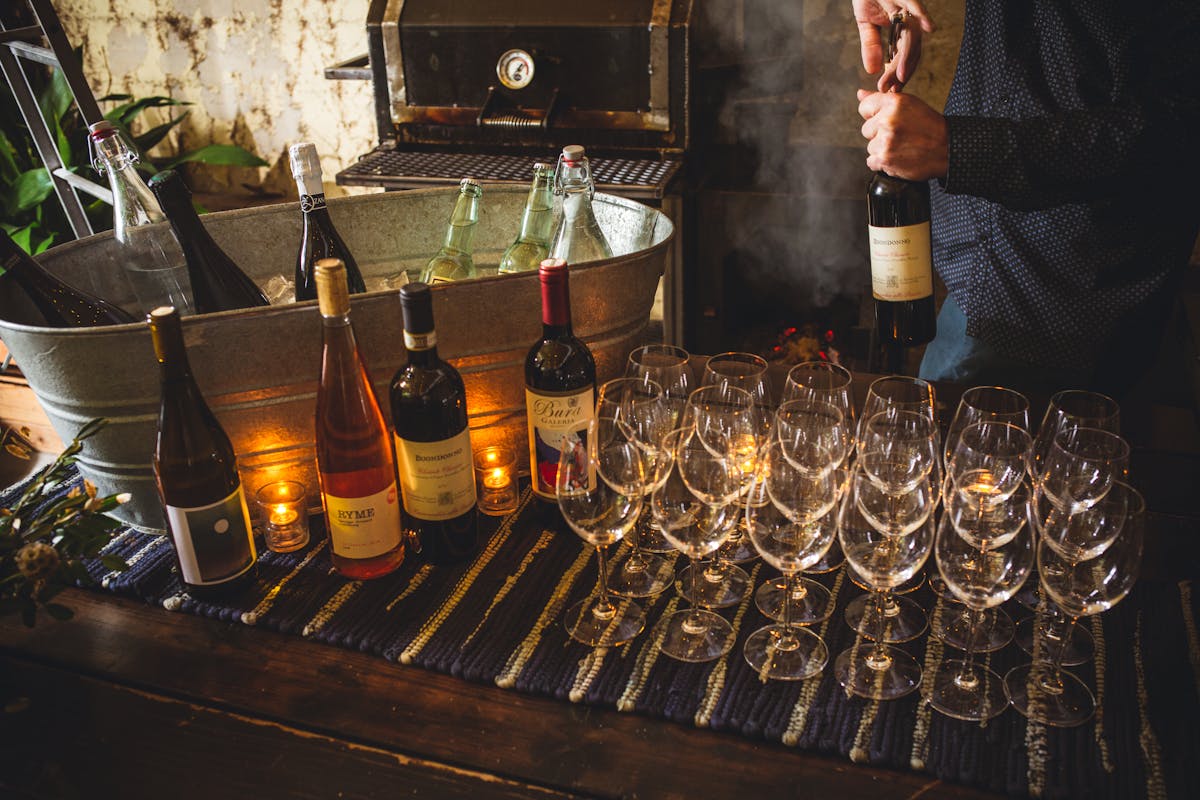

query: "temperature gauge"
left=496, top=49, right=535, bottom=90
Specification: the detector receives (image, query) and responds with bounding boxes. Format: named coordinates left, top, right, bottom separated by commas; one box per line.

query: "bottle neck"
left=151, top=316, right=195, bottom=385
left=518, top=182, right=556, bottom=243
left=541, top=276, right=573, bottom=333
left=107, top=162, right=165, bottom=233
left=443, top=194, right=479, bottom=252
left=404, top=329, right=440, bottom=366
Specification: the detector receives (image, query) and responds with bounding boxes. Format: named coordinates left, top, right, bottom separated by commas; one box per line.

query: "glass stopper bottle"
left=549, top=145, right=612, bottom=264
left=289, top=142, right=366, bottom=302
left=89, top=120, right=193, bottom=316
left=420, top=178, right=482, bottom=285
left=498, top=163, right=555, bottom=274
left=314, top=257, right=405, bottom=579
left=148, top=169, right=271, bottom=314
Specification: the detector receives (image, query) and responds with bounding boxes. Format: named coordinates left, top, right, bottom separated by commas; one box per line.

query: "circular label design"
left=300, top=194, right=326, bottom=213
left=497, top=49, right=535, bottom=90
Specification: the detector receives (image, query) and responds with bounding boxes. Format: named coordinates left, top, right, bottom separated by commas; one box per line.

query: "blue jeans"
left=918, top=295, right=1091, bottom=397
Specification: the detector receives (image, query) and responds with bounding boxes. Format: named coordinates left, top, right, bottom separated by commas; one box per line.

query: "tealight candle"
left=255, top=480, right=309, bottom=553
left=473, top=445, right=519, bottom=516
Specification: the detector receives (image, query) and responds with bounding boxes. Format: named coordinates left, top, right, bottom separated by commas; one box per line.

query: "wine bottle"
left=498, top=163, right=555, bottom=274
left=524, top=258, right=596, bottom=505
left=149, top=305, right=258, bottom=599
left=148, top=170, right=271, bottom=314
left=389, top=282, right=479, bottom=564
left=420, top=178, right=482, bottom=285
left=867, top=172, right=936, bottom=349
left=314, top=257, right=405, bottom=579
left=89, top=120, right=193, bottom=315
left=0, top=228, right=135, bottom=327
left=289, top=142, right=366, bottom=301
left=549, top=145, right=612, bottom=264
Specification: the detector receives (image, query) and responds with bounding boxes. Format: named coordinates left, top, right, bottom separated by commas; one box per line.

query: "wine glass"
left=834, top=474, right=935, bottom=700
left=942, top=386, right=1030, bottom=467
left=743, top=443, right=838, bottom=680
left=775, top=398, right=851, bottom=477
left=858, top=409, right=939, bottom=495
left=859, top=375, right=936, bottom=435
left=1004, top=483, right=1144, bottom=726
left=556, top=417, right=646, bottom=647
left=1037, top=427, right=1130, bottom=514
left=781, top=361, right=856, bottom=438
left=597, top=378, right=677, bottom=598
left=929, top=508, right=1033, bottom=721
left=653, top=426, right=740, bottom=661
left=1031, top=389, right=1120, bottom=477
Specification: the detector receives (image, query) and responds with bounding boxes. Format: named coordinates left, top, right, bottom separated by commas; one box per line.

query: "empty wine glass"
left=775, top=397, right=851, bottom=476
left=1037, top=427, right=1130, bottom=514
left=859, top=409, right=939, bottom=495
left=557, top=417, right=646, bottom=647
left=835, top=477, right=934, bottom=700
left=859, top=374, right=936, bottom=439
left=1005, top=483, right=1144, bottom=726
left=947, top=421, right=1033, bottom=509
left=597, top=377, right=677, bottom=598
left=942, top=386, right=1030, bottom=467
left=1031, top=389, right=1120, bottom=477
left=782, top=361, right=856, bottom=438
left=653, top=426, right=740, bottom=662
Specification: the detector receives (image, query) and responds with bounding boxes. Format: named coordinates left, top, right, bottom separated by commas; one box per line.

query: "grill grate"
left=338, top=148, right=681, bottom=199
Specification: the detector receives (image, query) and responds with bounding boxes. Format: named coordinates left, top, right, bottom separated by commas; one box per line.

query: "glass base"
left=658, top=608, right=735, bottom=663
left=927, top=660, right=1007, bottom=721
left=845, top=592, right=928, bottom=643
left=754, top=577, right=833, bottom=625
left=677, top=562, right=751, bottom=609
left=930, top=605, right=1014, bottom=653
left=1004, top=662, right=1096, bottom=727
left=743, top=624, right=828, bottom=681
left=717, top=527, right=759, bottom=564
left=563, top=594, right=645, bottom=648
left=806, top=539, right=845, bottom=573
left=608, top=550, right=677, bottom=599
left=834, top=643, right=922, bottom=700
left=1013, top=615, right=1094, bottom=667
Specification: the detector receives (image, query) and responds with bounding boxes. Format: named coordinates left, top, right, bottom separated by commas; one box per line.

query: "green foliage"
left=0, top=57, right=268, bottom=254
left=0, top=419, right=129, bottom=627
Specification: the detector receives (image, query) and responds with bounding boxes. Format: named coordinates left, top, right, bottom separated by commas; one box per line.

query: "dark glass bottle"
left=314, top=258, right=405, bottom=579
left=149, top=305, right=257, bottom=599
left=289, top=142, right=366, bottom=302
left=867, top=172, right=936, bottom=349
left=524, top=258, right=597, bottom=505
left=0, top=228, right=135, bottom=327
left=389, top=282, right=479, bottom=564
left=148, top=170, right=270, bottom=314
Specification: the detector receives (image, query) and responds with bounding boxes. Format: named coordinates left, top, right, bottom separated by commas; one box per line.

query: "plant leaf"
left=0, top=129, right=20, bottom=182
left=6, top=224, right=34, bottom=255
left=37, top=67, right=74, bottom=128
left=105, top=96, right=190, bottom=127
left=133, top=110, right=189, bottom=153
left=98, top=93, right=132, bottom=103
left=161, top=144, right=268, bottom=169
left=10, top=169, right=54, bottom=214
left=32, top=231, right=56, bottom=255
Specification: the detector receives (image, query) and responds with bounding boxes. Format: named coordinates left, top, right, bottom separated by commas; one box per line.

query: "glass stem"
left=689, top=554, right=704, bottom=622
left=594, top=545, right=615, bottom=616
left=958, top=607, right=982, bottom=682
left=782, top=571, right=795, bottom=631
left=872, top=588, right=890, bottom=659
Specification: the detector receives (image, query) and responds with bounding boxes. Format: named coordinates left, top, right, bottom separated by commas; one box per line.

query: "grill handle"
left=476, top=86, right=559, bottom=130
left=324, top=54, right=371, bottom=81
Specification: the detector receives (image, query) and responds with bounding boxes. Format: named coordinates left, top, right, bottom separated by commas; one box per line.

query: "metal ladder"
left=0, top=0, right=112, bottom=239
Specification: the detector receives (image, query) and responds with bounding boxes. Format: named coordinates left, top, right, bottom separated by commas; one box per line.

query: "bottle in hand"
left=149, top=305, right=257, bottom=599
left=148, top=169, right=271, bottom=314
left=524, top=258, right=596, bottom=505
left=314, top=258, right=405, bottom=579
left=420, top=178, right=482, bottom=285
left=549, top=145, right=612, bottom=264
left=0, top=228, right=135, bottom=327
left=498, top=163, right=555, bottom=274
left=390, top=282, right=479, bottom=564
left=289, top=142, right=366, bottom=302
left=867, top=172, right=936, bottom=349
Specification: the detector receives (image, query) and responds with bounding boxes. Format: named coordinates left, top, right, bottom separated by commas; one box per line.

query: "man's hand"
left=853, top=0, right=935, bottom=92
left=857, top=89, right=949, bottom=180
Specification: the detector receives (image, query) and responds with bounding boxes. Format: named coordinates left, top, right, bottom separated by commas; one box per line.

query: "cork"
left=315, top=258, right=349, bottom=317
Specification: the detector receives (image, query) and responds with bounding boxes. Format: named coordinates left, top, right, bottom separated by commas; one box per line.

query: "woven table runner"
left=20, top=472, right=1200, bottom=799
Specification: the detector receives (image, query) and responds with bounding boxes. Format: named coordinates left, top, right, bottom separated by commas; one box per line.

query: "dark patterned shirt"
left=931, top=0, right=1200, bottom=370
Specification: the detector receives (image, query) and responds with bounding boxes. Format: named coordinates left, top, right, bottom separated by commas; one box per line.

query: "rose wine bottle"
left=0, top=228, right=135, bottom=327
left=524, top=258, right=596, bottom=506
left=389, top=282, right=479, bottom=564
left=148, top=169, right=271, bottom=314
left=289, top=142, right=366, bottom=302
left=314, top=258, right=404, bottom=578
left=867, top=171, right=936, bottom=349
left=149, top=305, right=257, bottom=599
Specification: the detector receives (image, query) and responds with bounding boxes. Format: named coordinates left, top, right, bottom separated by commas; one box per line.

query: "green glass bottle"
left=420, top=178, right=482, bottom=284
left=498, top=163, right=555, bottom=274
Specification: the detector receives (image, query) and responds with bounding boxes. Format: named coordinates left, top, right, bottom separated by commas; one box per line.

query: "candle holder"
left=255, top=480, right=310, bottom=553
left=474, top=445, right=519, bottom=516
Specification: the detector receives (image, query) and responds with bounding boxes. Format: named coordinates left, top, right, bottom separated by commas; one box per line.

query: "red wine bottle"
left=389, top=282, right=479, bottom=564
left=289, top=142, right=366, bottom=302
left=314, top=258, right=405, bottom=579
left=524, top=258, right=596, bottom=505
left=149, top=305, right=258, bottom=599
left=148, top=170, right=270, bottom=314
left=867, top=171, right=936, bottom=349
left=0, top=228, right=135, bottom=327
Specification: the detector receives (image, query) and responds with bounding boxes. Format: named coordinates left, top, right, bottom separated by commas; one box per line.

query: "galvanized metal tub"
left=0, top=186, right=672, bottom=531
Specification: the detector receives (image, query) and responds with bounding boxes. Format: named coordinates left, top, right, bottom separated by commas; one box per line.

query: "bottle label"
left=868, top=222, right=933, bottom=301
left=300, top=193, right=327, bottom=212
left=525, top=385, right=595, bottom=500
left=404, top=330, right=437, bottom=351
left=394, top=429, right=477, bottom=521
left=324, top=483, right=403, bottom=559
left=165, top=485, right=257, bottom=587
